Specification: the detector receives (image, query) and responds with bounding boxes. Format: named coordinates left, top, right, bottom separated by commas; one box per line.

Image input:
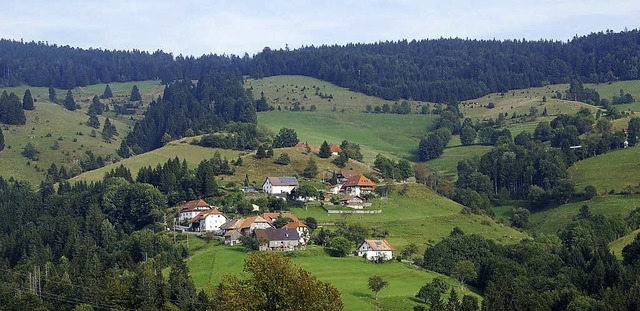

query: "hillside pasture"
left=568, top=146, right=640, bottom=194
left=609, top=228, right=640, bottom=260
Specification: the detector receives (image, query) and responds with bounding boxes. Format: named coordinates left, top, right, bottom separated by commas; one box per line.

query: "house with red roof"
left=342, top=174, right=376, bottom=196
left=339, top=195, right=366, bottom=209
left=329, top=144, right=343, bottom=156
left=356, top=240, right=394, bottom=261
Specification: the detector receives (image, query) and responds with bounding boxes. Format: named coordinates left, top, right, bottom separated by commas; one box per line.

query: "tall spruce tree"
left=63, top=90, right=77, bottom=111
left=0, top=92, right=26, bottom=125
left=0, top=127, right=4, bottom=151
left=318, top=141, right=332, bottom=158
left=102, top=84, right=113, bottom=99
left=22, top=89, right=34, bottom=110
left=89, top=95, right=103, bottom=115
left=102, top=118, right=117, bottom=141
left=130, top=85, right=142, bottom=101
left=48, top=86, right=57, bottom=103
left=87, top=113, right=100, bottom=129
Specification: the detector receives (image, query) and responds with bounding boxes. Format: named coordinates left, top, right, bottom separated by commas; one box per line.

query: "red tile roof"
left=329, top=144, right=342, bottom=153
left=343, top=174, right=376, bottom=188
left=179, top=199, right=211, bottom=212
left=262, top=212, right=300, bottom=224
left=188, top=209, right=224, bottom=223
left=282, top=221, right=308, bottom=230
left=338, top=169, right=360, bottom=179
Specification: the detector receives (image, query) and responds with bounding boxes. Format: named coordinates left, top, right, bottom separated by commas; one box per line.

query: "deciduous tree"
left=368, top=275, right=389, bottom=301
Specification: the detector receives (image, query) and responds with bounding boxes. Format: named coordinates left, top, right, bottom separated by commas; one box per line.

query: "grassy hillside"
left=610, top=228, right=640, bottom=260
left=0, top=81, right=164, bottom=184
left=185, top=242, right=478, bottom=311
left=246, top=75, right=429, bottom=113
left=529, top=195, right=640, bottom=235
left=568, top=146, right=640, bottom=194
left=258, top=111, right=434, bottom=162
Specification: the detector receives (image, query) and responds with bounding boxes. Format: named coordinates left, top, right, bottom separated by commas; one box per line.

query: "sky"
left=1, top=0, right=639, bottom=57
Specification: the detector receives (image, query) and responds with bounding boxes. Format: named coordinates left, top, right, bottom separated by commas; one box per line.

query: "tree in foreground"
left=368, top=275, right=389, bottom=301
left=215, top=253, right=343, bottom=310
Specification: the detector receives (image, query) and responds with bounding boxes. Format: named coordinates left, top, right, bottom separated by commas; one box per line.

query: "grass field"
left=185, top=242, right=478, bottom=311
left=258, top=111, right=435, bottom=162
left=568, top=146, right=640, bottom=194
left=529, top=195, right=640, bottom=235
left=609, top=228, right=640, bottom=260
left=423, top=145, right=494, bottom=180
left=246, top=75, right=430, bottom=113
left=0, top=81, right=165, bottom=185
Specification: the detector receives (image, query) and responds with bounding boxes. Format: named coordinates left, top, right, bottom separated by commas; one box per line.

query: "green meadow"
left=609, top=228, right=640, bottom=260
left=568, top=146, right=640, bottom=194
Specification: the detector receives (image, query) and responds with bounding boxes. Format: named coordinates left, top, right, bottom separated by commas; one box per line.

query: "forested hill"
left=0, top=39, right=247, bottom=88
left=2, top=30, right=640, bottom=102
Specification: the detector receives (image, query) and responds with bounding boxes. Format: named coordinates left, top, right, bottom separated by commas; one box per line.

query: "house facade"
left=189, top=209, right=227, bottom=232
left=224, top=229, right=242, bottom=245
left=356, top=239, right=394, bottom=261
left=342, top=174, right=376, bottom=196
left=177, top=199, right=213, bottom=222
left=340, top=195, right=365, bottom=209
left=282, top=221, right=310, bottom=244
left=254, top=228, right=302, bottom=251
left=262, top=177, right=299, bottom=195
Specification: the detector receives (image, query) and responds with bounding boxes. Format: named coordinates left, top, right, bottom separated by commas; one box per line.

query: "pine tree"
left=22, top=89, right=35, bottom=110
left=0, top=127, right=4, bottom=151
left=63, top=90, right=77, bottom=111
left=1, top=92, right=26, bottom=125
left=87, top=113, right=100, bottom=129
left=90, top=95, right=103, bottom=115
left=318, top=140, right=332, bottom=158
left=256, top=145, right=266, bottom=159
left=102, top=84, right=113, bottom=99
left=303, top=156, right=319, bottom=178
left=102, top=118, right=117, bottom=141
left=130, top=85, right=142, bottom=101
left=48, top=86, right=57, bottom=103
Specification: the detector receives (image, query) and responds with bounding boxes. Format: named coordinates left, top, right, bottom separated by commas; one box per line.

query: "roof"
left=363, top=239, right=394, bottom=251
left=282, top=221, right=308, bottom=230
left=338, top=169, right=360, bottom=179
left=220, top=219, right=244, bottom=230
left=329, top=144, right=343, bottom=153
left=343, top=174, right=376, bottom=188
left=264, top=177, right=300, bottom=187
left=254, top=228, right=300, bottom=241
left=224, top=229, right=241, bottom=237
left=188, top=209, right=225, bottom=223
left=239, top=216, right=270, bottom=229
left=179, top=199, right=212, bottom=212
left=262, top=212, right=300, bottom=224
left=295, top=142, right=316, bottom=150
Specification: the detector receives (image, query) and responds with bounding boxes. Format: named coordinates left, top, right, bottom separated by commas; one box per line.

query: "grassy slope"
left=610, top=228, right=640, bottom=260
left=568, top=146, right=640, bottom=194
left=185, top=242, right=478, bottom=311
left=0, top=81, right=164, bottom=184
left=529, top=196, right=640, bottom=235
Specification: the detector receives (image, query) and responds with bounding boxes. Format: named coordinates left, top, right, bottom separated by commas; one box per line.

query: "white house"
left=356, top=240, right=394, bottom=261
left=282, top=221, right=311, bottom=244
left=177, top=199, right=213, bottom=222
left=262, top=177, right=299, bottom=195
left=342, top=175, right=376, bottom=196
left=189, top=209, right=227, bottom=232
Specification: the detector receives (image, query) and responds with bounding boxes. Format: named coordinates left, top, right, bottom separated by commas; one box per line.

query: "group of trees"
left=194, top=122, right=267, bottom=150
left=365, top=100, right=412, bottom=114
left=118, top=72, right=257, bottom=157
left=421, top=207, right=640, bottom=310
left=0, top=91, right=26, bottom=125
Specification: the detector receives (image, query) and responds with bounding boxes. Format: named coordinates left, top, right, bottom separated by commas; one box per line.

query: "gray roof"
left=254, top=228, right=299, bottom=241
left=265, top=177, right=299, bottom=187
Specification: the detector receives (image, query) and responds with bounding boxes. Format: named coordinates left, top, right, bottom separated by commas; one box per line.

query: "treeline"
left=118, top=72, right=256, bottom=157
left=3, top=30, right=640, bottom=103
left=420, top=206, right=640, bottom=310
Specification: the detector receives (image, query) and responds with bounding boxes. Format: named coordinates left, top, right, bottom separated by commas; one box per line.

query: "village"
left=175, top=152, right=395, bottom=261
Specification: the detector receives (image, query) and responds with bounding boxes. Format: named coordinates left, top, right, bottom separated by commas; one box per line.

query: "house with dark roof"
left=282, top=221, right=310, bottom=244
left=177, top=199, right=213, bottom=222
left=356, top=240, right=394, bottom=261
left=254, top=228, right=302, bottom=251
left=342, top=174, right=376, bottom=196
left=262, top=177, right=299, bottom=195
left=188, top=209, right=227, bottom=232
left=339, top=195, right=366, bottom=209
left=337, top=169, right=360, bottom=183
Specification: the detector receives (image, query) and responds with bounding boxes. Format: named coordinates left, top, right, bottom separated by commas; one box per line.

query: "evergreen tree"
left=266, top=146, right=274, bottom=158
left=87, top=113, right=100, bottom=129
left=255, top=145, right=266, bottom=159
left=0, top=127, right=4, bottom=151
left=629, top=118, right=640, bottom=146
left=168, top=260, right=196, bottom=310
left=102, top=84, right=113, bottom=99
left=22, top=89, right=34, bottom=110
left=130, top=85, right=142, bottom=101
left=89, top=95, right=103, bottom=115
left=102, top=118, right=117, bottom=141
left=272, top=128, right=299, bottom=148
left=318, top=141, right=332, bottom=158
left=274, top=153, right=290, bottom=165
left=48, top=86, right=57, bottom=103
left=303, top=156, right=319, bottom=178
left=0, top=92, right=26, bottom=125
left=63, top=90, right=77, bottom=111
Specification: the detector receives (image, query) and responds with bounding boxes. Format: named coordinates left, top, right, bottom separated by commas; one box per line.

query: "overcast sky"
left=1, top=0, right=638, bottom=57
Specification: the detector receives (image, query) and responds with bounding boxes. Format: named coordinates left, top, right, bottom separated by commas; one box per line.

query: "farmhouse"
left=262, top=177, right=299, bottom=195
left=188, top=209, right=227, bottom=232
left=356, top=240, right=394, bottom=261
left=177, top=199, right=213, bottom=222
left=224, top=229, right=242, bottom=245
left=254, top=228, right=302, bottom=251
left=342, top=174, right=376, bottom=196
left=282, top=221, right=310, bottom=244
left=339, top=195, right=366, bottom=209
left=337, top=169, right=360, bottom=183
left=262, top=212, right=300, bottom=224
left=329, top=144, right=342, bottom=156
